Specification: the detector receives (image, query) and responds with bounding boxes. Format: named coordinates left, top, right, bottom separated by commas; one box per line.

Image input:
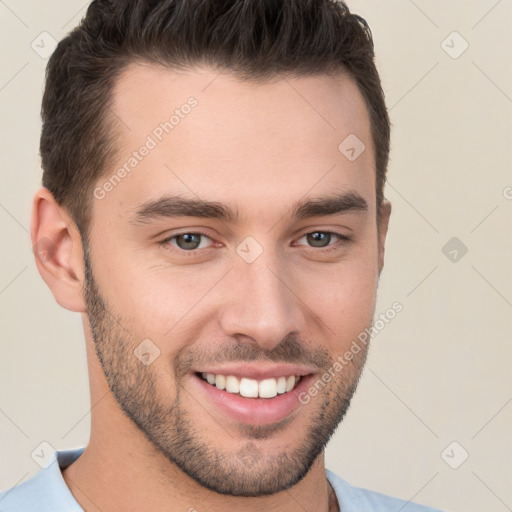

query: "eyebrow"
left=130, top=196, right=240, bottom=224
left=130, top=191, right=368, bottom=225
left=291, top=192, right=368, bottom=220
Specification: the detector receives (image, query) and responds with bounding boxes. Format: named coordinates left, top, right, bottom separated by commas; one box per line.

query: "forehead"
left=96, top=62, right=375, bottom=225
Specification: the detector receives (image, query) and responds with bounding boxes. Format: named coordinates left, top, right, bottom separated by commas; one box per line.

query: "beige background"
left=1, top=1, right=511, bottom=511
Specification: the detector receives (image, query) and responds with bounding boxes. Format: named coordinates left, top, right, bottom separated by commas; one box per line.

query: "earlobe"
left=30, top=187, right=87, bottom=313
left=377, top=199, right=392, bottom=275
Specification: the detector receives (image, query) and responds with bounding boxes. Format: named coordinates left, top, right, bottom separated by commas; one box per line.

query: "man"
left=0, top=0, right=445, bottom=511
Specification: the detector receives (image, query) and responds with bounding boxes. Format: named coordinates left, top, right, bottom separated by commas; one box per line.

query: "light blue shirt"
left=0, top=447, right=445, bottom=511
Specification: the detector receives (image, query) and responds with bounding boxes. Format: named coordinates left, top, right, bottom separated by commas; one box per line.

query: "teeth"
left=239, top=378, right=259, bottom=397
left=200, top=373, right=301, bottom=398
left=285, top=375, right=295, bottom=392
left=225, top=375, right=240, bottom=393
left=215, top=374, right=226, bottom=390
left=259, top=378, right=278, bottom=398
left=277, top=376, right=287, bottom=394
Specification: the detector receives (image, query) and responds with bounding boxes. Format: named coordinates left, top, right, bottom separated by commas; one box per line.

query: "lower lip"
left=190, top=373, right=314, bottom=426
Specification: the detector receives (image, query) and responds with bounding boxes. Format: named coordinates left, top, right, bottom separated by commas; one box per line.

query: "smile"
left=191, top=364, right=315, bottom=424
left=199, top=372, right=302, bottom=399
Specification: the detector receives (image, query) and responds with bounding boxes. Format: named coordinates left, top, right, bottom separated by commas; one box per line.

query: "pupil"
left=308, top=232, right=330, bottom=247
left=178, top=233, right=200, bottom=250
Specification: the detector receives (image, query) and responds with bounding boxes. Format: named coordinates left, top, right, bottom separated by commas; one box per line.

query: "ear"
left=377, top=199, right=392, bottom=275
left=30, top=187, right=86, bottom=312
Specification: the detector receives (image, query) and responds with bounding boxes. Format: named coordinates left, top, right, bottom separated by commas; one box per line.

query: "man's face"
left=83, top=63, right=387, bottom=496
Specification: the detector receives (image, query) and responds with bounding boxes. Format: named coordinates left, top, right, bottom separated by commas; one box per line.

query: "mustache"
left=174, top=334, right=332, bottom=379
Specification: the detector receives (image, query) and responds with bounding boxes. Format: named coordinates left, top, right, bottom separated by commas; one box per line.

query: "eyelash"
left=159, top=230, right=351, bottom=256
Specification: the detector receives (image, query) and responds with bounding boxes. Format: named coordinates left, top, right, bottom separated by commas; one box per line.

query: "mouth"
left=190, top=366, right=315, bottom=425
left=197, top=372, right=303, bottom=399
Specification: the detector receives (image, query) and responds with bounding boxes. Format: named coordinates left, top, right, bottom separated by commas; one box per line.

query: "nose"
left=218, top=255, right=306, bottom=351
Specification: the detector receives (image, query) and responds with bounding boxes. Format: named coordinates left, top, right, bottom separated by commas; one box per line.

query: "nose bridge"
left=219, top=248, right=304, bottom=350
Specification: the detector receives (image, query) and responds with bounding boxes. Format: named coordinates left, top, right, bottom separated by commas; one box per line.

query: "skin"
left=31, top=62, right=391, bottom=512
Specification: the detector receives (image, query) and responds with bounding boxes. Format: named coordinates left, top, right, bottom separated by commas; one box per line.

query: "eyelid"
left=161, top=230, right=215, bottom=253
left=293, top=230, right=350, bottom=251
left=159, top=229, right=351, bottom=255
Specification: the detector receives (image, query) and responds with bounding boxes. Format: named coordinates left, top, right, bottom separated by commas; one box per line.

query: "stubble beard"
left=82, top=246, right=370, bottom=497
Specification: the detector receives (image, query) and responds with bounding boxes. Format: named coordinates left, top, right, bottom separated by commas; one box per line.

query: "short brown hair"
left=41, top=0, right=390, bottom=237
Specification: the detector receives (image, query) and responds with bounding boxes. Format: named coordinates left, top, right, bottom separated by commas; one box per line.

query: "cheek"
left=308, top=268, right=376, bottom=332
left=105, top=259, right=229, bottom=348
left=296, top=250, right=379, bottom=344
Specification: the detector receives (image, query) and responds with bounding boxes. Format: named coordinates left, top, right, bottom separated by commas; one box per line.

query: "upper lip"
left=194, top=363, right=315, bottom=380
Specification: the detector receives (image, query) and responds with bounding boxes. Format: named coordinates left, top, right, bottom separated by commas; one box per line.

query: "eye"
left=295, top=231, right=350, bottom=251
left=163, top=232, right=213, bottom=252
